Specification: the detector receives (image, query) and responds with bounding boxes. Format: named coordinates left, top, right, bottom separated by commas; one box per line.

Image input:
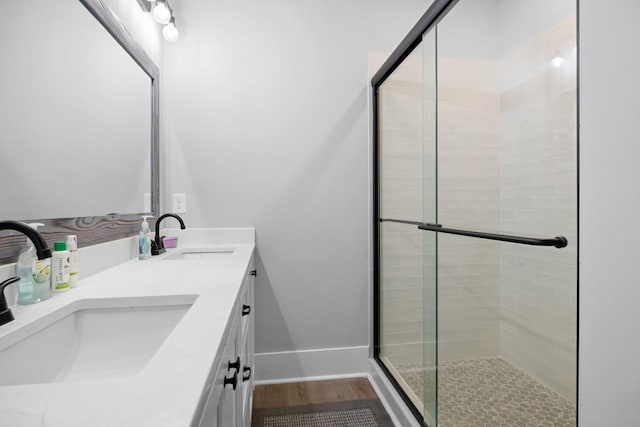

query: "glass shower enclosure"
left=373, top=1, right=578, bottom=426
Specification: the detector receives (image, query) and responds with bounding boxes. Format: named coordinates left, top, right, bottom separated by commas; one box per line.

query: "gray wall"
left=579, top=0, right=640, bottom=425
left=160, top=0, right=640, bottom=423
left=162, top=0, right=430, bottom=353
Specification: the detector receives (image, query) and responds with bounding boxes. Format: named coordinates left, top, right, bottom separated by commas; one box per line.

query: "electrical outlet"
left=173, top=193, right=187, bottom=213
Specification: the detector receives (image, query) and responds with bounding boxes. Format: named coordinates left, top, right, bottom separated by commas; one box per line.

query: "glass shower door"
left=376, top=2, right=577, bottom=426
left=422, top=28, right=438, bottom=427
left=433, top=1, right=577, bottom=426
left=377, top=30, right=438, bottom=424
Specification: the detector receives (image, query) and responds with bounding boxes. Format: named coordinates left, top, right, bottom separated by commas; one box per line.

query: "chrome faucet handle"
left=0, top=277, right=19, bottom=327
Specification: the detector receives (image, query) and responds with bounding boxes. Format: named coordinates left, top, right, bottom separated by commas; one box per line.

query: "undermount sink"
left=0, top=296, right=195, bottom=386
left=163, top=247, right=235, bottom=260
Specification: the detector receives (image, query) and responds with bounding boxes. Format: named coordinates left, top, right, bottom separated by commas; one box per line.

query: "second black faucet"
left=151, top=213, right=186, bottom=256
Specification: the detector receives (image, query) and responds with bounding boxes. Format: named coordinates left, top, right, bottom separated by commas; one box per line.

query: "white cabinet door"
left=198, top=309, right=240, bottom=427
left=220, top=312, right=240, bottom=427
left=197, top=364, right=221, bottom=427
left=195, top=255, right=255, bottom=427
left=240, top=264, right=255, bottom=427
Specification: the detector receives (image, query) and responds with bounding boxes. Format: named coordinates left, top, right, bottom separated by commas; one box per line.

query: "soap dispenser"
left=17, top=223, right=51, bottom=304
left=16, top=247, right=36, bottom=305
left=138, top=216, right=152, bottom=260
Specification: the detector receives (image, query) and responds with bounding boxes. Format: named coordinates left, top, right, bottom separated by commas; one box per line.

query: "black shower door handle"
left=379, top=218, right=567, bottom=248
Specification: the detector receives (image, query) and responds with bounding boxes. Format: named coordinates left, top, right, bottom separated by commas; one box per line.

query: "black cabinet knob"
left=228, top=356, right=240, bottom=372
left=223, top=371, right=238, bottom=390
left=242, top=304, right=251, bottom=316
left=242, top=366, right=252, bottom=382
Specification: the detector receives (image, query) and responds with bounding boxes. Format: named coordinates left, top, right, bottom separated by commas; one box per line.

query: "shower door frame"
left=371, top=0, right=580, bottom=425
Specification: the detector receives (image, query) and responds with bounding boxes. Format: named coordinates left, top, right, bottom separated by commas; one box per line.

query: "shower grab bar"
left=379, top=218, right=567, bottom=248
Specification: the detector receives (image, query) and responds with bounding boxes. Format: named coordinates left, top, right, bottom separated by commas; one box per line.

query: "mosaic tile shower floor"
left=396, top=357, right=576, bottom=427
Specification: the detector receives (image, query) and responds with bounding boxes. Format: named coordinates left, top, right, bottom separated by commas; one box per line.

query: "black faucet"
left=151, top=213, right=186, bottom=255
left=0, top=277, right=20, bottom=326
left=0, top=221, right=52, bottom=260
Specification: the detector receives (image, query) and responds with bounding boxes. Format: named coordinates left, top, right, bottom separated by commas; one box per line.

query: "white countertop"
left=0, top=228, right=255, bottom=427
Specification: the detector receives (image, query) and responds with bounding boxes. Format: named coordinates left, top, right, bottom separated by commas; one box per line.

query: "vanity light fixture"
left=152, top=0, right=171, bottom=25
left=137, top=0, right=179, bottom=42
left=163, top=17, right=179, bottom=42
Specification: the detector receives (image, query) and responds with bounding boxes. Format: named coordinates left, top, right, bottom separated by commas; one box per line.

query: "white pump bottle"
left=138, top=216, right=152, bottom=260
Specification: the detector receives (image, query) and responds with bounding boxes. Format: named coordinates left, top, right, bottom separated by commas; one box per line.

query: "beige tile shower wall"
left=380, top=224, right=424, bottom=366
left=379, top=52, right=425, bottom=367
left=437, top=58, right=502, bottom=361
left=498, top=16, right=578, bottom=402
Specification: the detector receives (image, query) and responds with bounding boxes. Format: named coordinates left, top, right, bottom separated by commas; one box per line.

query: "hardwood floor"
left=253, top=377, right=379, bottom=409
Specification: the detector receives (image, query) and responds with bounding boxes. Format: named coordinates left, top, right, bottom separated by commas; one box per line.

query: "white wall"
left=163, top=0, right=429, bottom=357
left=579, top=0, right=640, bottom=425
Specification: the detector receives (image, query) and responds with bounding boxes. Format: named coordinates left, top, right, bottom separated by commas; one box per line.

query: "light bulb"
left=153, top=1, right=171, bottom=24
left=550, top=56, right=565, bottom=68
left=163, top=19, right=179, bottom=42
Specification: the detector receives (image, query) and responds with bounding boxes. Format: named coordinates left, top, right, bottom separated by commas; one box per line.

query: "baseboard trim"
left=254, top=346, right=369, bottom=383
left=254, top=372, right=367, bottom=386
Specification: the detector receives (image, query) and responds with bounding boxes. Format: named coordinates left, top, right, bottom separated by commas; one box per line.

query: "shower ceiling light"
left=550, top=56, right=565, bottom=68
left=152, top=0, right=171, bottom=24
left=163, top=17, right=179, bottom=42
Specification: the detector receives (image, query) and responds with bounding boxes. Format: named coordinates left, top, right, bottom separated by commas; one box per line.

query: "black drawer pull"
left=228, top=356, right=240, bottom=372
left=242, top=366, right=252, bottom=382
left=223, top=371, right=238, bottom=390
left=250, top=269, right=257, bottom=277
left=242, top=304, right=251, bottom=316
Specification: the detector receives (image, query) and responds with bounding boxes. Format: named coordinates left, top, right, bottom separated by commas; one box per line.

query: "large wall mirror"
left=0, top=0, right=159, bottom=262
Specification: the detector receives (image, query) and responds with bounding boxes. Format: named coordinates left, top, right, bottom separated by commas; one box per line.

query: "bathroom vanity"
left=0, top=228, right=255, bottom=427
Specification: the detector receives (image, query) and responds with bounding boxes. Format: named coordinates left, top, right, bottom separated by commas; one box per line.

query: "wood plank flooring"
left=253, top=377, right=379, bottom=409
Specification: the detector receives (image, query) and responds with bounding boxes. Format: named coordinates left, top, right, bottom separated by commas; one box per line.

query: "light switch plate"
left=173, top=193, right=187, bottom=213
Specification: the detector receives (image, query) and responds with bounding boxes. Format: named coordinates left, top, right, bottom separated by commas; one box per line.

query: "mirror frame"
left=0, top=0, right=159, bottom=264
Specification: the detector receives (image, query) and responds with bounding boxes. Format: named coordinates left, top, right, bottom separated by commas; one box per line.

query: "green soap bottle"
left=51, top=241, right=70, bottom=293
